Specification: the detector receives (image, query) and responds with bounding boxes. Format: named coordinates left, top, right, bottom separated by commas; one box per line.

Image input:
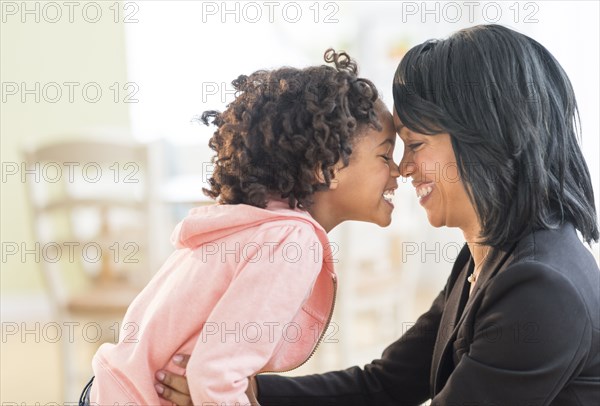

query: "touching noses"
left=399, top=150, right=416, bottom=179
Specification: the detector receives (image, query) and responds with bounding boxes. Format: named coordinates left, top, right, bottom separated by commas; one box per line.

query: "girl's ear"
left=328, top=177, right=339, bottom=190
left=315, top=166, right=340, bottom=190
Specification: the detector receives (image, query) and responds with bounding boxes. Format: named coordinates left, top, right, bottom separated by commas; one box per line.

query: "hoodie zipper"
left=260, top=273, right=338, bottom=374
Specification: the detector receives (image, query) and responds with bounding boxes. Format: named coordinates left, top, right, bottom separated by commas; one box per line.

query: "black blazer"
left=257, top=223, right=600, bottom=405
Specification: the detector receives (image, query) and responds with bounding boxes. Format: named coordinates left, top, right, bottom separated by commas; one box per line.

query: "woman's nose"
left=399, top=157, right=416, bottom=178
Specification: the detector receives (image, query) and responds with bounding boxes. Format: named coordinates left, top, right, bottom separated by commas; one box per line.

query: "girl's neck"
left=307, top=195, right=339, bottom=233
left=265, top=193, right=337, bottom=233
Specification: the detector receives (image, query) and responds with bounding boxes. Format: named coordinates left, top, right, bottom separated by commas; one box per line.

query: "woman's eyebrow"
left=397, top=130, right=409, bottom=141
left=395, top=121, right=410, bottom=137
left=395, top=120, right=405, bottom=134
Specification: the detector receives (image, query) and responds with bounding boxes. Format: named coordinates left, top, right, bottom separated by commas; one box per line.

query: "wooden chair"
left=22, top=138, right=154, bottom=401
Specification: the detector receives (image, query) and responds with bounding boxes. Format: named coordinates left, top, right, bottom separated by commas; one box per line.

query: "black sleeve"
left=431, top=263, right=592, bottom=406
left=256, top=290, right=446, bottom=406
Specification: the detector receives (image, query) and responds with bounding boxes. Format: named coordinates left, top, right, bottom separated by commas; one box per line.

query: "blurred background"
left=1, top=0, right=599, bottom=402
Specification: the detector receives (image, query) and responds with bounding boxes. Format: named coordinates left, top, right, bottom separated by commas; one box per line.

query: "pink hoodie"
left=90, top=200, right=336, bottom=405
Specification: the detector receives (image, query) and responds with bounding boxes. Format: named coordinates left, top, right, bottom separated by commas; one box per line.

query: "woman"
left=155, top=24, right=600, bottom=405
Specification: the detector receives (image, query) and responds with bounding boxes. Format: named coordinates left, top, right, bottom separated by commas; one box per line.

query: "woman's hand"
left=155, top=354, right=260, bottom=405
left=155, top=354, right=192, bottom=406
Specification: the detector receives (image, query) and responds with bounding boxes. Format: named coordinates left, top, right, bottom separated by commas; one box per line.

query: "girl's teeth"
left=383, top=190, right=394, bottom=203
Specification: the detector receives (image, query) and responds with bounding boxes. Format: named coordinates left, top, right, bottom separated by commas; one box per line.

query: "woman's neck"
left=467, top=242, right=490, bottom=268
left=463, top=227, right=491, bottom=274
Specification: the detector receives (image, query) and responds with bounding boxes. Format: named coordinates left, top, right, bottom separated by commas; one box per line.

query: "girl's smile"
left=309, top=102, right=400, bottom=231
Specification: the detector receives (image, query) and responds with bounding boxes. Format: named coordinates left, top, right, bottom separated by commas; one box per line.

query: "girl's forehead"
left=352, top=102, right=396, bottom=149
left=366, top=118, right=397, bottom=147
left=378, top=110, right=394, bottom=127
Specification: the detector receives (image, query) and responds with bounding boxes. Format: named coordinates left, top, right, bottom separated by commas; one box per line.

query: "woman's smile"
left=413, top=182, right=434, bottom=205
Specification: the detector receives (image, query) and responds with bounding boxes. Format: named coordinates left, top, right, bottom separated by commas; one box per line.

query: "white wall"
left=1, top=2, right=131, bottom=297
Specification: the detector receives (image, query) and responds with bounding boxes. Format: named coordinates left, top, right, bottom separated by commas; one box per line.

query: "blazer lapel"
left=454, top=244, right=516, bottom=329
left=430, top=244, right=517, bottom=394
left=429, top=245, right=471, bottom=393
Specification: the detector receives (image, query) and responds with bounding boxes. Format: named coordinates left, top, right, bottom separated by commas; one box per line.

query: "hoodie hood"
left=171, top=200, right=326, bottom=249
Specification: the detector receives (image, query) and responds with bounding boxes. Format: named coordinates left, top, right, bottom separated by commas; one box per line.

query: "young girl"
left=81, top=49, right=399, bottom=405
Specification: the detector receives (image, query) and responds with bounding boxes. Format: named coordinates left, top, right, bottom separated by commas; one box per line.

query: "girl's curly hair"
left=200, top=48, right=382, bottom=209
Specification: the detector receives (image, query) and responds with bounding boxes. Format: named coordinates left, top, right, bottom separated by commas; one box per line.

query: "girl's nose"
left=390, top=161, right=401, bottom=178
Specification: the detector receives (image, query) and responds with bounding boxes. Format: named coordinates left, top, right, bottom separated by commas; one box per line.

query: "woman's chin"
left=425, top=213, right=444, bottom=228
left=376, top=215, right=393, bottom=228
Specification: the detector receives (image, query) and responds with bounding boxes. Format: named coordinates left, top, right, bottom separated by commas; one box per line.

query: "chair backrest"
left=22, top=138, right=153, bottom=311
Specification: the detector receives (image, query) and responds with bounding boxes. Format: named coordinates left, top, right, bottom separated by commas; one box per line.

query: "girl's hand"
left=155, top=354, right=260, bottom=405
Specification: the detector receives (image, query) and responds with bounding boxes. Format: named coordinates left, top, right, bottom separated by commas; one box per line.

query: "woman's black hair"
left=393, top=24, right=598, bottom=246
left=200, top=49, right=381, bottom=209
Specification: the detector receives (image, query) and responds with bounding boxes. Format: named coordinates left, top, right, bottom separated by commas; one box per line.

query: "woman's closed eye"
left=380, top=155, right=392, bottom=163
left=407, top=142, right=423, bottom=151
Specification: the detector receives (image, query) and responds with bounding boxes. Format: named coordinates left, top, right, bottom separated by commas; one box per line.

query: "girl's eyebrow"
left=374, top=138, right=395, bottom=150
